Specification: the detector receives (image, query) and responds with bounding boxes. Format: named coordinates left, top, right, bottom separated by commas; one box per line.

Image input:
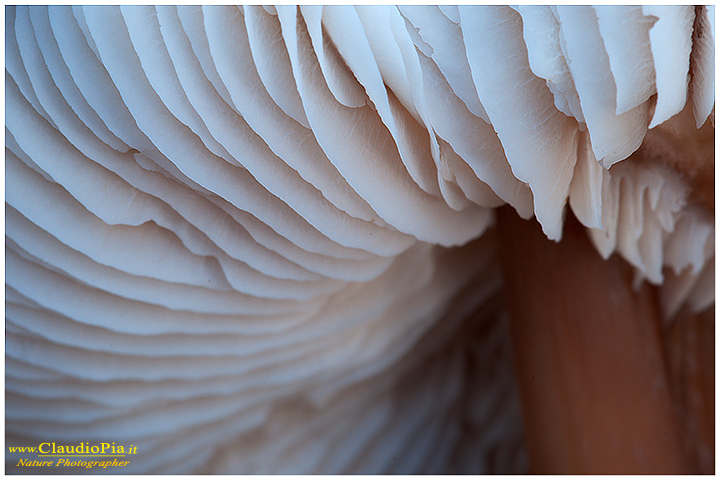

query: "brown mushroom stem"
left=496, top=206, right=688, bottom=474
left=664, top=304, right=715, bottom=474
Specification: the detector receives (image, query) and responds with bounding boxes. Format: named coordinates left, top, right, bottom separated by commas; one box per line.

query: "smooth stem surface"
left=497, top=207, right=688, bottom=474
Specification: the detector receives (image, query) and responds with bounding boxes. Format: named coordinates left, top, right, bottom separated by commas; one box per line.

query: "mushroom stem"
left=664, top=304, right=715, bottom=474
left=496, top=206, right=688, bottom=474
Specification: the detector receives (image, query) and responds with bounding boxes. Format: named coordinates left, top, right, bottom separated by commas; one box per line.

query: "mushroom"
left=4, top=5, right=714, bottom=474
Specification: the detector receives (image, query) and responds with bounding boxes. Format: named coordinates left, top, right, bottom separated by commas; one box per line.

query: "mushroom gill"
left=4, top=5, right=714, bottom=474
